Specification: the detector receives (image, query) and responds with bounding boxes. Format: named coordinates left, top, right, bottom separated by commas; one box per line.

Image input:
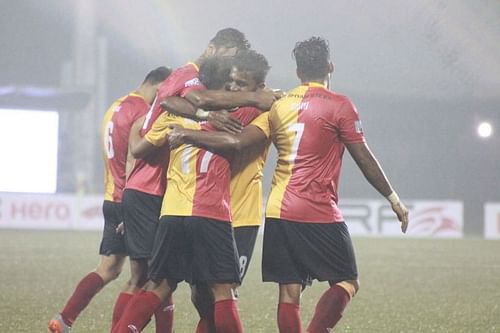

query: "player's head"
left=292, top=36, right=334, bottom=83
left=143, top=66, right=172, bottom=86
left=204, top=28, right=250, bottom=58
left=228, top=49, right=270, bottom=92
left=141, top=66, right=172, bottom=103
left=198, top=56, right=233, bottom=90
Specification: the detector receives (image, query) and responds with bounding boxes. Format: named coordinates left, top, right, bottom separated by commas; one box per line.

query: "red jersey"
left=101, top=92, right=149, bottom=202
left=125, top=63, right=205, bottom=196
left=252, top=82, right=365, bottom=223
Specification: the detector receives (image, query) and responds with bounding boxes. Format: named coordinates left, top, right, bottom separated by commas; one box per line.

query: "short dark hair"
left=143, top=66, right=171, bottom=85
left=199, top=57, right=233, bottom=90
left=292, top=37, right=330, bottom=80
left=233, top=50, right=270, bottom=84
left=210, top=28, right=250, bottom=51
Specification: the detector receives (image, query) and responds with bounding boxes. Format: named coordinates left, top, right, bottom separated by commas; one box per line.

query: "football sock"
left=154, top=295, right=175, bottom=333
left=110, top=292, right=133, bottom=332
left=214, top=299, right=244, bottom=333
left=306, top=285, right=351, bottom=333
left=278, top=302, right=302, bottom=333
left=115, top=290, right=161, bottom=333
left=60, top=272, right=105, bottom=326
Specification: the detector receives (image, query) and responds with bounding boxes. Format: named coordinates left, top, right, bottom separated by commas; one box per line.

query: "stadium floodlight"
left=477, top=122, right=493, bottom=139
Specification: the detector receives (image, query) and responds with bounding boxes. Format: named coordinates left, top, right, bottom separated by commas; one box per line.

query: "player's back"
left=102, top=93, right=149, bottom=202
left=266, top=82, right=365, bottom=223
left=149, top=113, right=232, bottom=222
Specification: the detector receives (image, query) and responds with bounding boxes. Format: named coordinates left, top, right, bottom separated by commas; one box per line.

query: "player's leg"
left=111, top=189, right=174, bottom=333
left=210, top=283, right=243, bottom=333
left=48, top=254, right=126, bottom=333
left=191, top=283, right=216, bottom=333
left=110, top=258, right=148, bottom=331
left=113, top=278, right=177, bottom=333
left=262, top=218, right=309, bottom=333
left=307, top=280, right=358, bottom=333
left=49, top=201, right=126, bottom=333
left=278, top=283, right=303, bottom=333
left=302, top=222, right=359, bottom=333
left=189, top=217, right=243, bottom=333
left=114, top=215, right=186, bottom=333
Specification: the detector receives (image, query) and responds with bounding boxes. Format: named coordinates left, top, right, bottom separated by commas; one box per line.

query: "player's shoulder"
left=160, top=63, right=200, bottom=90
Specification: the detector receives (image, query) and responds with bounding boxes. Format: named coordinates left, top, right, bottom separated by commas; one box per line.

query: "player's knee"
left=95, top=264, right=122, bottom=282
left=209, top=283, right=234, bottom=301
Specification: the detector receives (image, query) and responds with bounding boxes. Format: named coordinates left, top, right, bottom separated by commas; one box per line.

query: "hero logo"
left=185, top=78, right=201, bottom=88
left=9, top=200, right=70, bottom=221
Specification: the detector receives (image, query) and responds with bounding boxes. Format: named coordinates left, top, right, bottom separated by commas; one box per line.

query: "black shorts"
left=148, top=216, right=241, bottom=285
left=262, top=218, right=358, bottom=286
left=233, top=226, right=259, bottom=282
left=99, top=200, right=126, bottom=256
left=122, top=189, right=162, bottom=260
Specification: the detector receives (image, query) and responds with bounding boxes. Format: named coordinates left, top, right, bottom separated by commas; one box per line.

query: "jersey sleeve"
left=336, top=99, right=366, bottom=144
left=250, top=112, right=271, bottom=138
left=145, top=113, right=202, bottom=147
left=144, top=113, right=172, bottom=147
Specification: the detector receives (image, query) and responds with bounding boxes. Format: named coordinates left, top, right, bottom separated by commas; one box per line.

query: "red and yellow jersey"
left=227, top=107, right=268, bottom=227
left=126, top=63, right=205, bottom=196
left=252, top=82, right=365, bottom=223
left=145, top=112, right=231, bottom=222
left=101, top=93, right=149, bottom=202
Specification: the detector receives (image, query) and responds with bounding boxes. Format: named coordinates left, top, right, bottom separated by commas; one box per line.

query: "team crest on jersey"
left=185, top=78, right=201, bottom=88
left=354, top=120, right=363, bottom=133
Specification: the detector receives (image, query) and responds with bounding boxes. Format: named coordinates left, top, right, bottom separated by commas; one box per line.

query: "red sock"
left=214, top=299, right=244, bottom=333
left=306, top=285, right=351, bottom=333
left=60, top=272, right=105, bottom=326
left=110, top=292, right=134, bottom=332
left=154, top=295, right=174, bottom=333
left=115, top=290, right=161, bottom=333
left=277, top=302, right=302, bottom=333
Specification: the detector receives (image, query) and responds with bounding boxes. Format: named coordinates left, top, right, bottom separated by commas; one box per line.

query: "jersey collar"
left=302, top=82, right=326, bottom=88
left=188, top=62, right=200, bottom=72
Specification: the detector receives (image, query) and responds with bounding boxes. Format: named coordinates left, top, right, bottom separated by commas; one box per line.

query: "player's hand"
left=254, top=89, right=283, bottom=111
left=115, top=222, right=125, bottom=235
left=168, top=124, right=186, bottom=150
left=208, top=110, right=243, bottom=135
left=391, top=201, right=409, bottom=233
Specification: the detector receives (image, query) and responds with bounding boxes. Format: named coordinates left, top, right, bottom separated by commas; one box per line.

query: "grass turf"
left=1, top=230, right=499, bottom=332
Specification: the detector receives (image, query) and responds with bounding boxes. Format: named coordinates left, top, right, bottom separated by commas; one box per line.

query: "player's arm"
left=345, top=142, right=409, bottom=233
left=185, top=89, right=281, bottom=111
left=160, top=96, right=242, bottom=134
left=128, top=116, right=160, bottom=159
left=168, top=124, right=266, bottom=157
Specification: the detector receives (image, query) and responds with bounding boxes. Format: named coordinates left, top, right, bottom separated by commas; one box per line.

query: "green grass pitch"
left=1, top=230, right=499, bottom=332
